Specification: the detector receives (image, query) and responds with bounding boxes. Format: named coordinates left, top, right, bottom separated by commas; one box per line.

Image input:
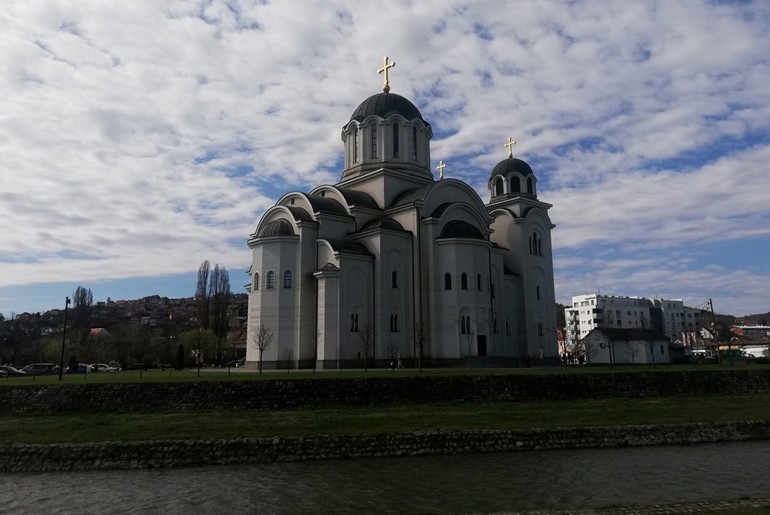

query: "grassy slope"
left=2, top=393, right=769, bottom=444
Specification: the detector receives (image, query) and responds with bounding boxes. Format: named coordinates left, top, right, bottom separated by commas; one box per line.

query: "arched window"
left=266, top=271, right=275, bottom=289
left=350, top=313, right=359, bottom=332
left=444, top=273, right=452, bottom=291
left=506, top=320, right=510, bottom=336
left=511, top=177, right=521, bottom=193
left=495, top=178, right=504, bottom=196
left=392, top=271, right=398, bottom=288
left=460, top=315, right=471, bottom=334
left=527, top=177, right=533, bottom=194
left=476, top=273, right=483, bottom=291
left=461, top=273, right=468, bottom=290
left=412, top=126, right=417, bottom=160
left=371, top=124, right=377, bottom=158
left=536, top=285, right=540, bottom=300
left=253, top=273, right=259, bottom=290
left=390, top=314, right=398, bottom=332
left=283, top=270, right=292, bottom=289
left=393, top=124, right=400, bottom=157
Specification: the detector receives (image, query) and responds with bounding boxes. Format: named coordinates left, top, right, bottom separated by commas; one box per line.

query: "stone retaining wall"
left=2, top=369, right=770, bottom=414
left=2, top=421, right=768, bottom=473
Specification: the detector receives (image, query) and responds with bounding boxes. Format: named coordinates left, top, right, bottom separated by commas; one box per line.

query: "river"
left=2, top=441, right=769, bottom=514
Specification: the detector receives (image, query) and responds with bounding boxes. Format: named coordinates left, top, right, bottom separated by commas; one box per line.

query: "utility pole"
left=708, top=298, right=721, bottom=365
left=58, top=297, right=70, bottom=381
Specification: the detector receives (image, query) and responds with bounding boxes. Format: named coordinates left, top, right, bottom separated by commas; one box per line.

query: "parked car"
left=65, top=363, right=94, bottom=374
left=91, top=363, right=117, bottom=373
left=21, top=363, right=59, bottom=375
left=0, top=365, right=26, bottom=377
left=225, top=357, right=246, bottom=368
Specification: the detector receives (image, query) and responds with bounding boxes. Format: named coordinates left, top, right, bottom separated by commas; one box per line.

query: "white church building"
left=245, top=61, right=557, bottom=369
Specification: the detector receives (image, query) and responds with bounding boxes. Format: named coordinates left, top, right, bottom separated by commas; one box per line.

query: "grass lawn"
left=2, top=393, right=769, bottom=444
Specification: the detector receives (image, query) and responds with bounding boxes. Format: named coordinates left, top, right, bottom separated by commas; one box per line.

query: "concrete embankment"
left=2, top=421, right=769, bottom=473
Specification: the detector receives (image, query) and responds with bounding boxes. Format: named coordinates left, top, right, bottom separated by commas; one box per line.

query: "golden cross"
left=436, top=160, right=446, bottom=180
left=504, top=137, right=517, bottom=158
left=378, top=56, right=396, bottom=93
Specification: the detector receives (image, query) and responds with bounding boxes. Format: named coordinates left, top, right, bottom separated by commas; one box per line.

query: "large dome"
left=349, top=92, right=426, bottom=123
left=489, top=157, right=534, bottom=181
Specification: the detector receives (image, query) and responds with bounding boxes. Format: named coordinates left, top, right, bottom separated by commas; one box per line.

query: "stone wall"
left=2, top=421, right=768, bottom=473
left=2, top=369, right=770, bottom=414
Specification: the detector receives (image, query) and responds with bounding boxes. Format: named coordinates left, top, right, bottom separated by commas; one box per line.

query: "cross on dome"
left=504, top=137, right=517, bottom=158
left=436, top=160, right=446, bottom=180
left=377, top=56, right=396, bottom=93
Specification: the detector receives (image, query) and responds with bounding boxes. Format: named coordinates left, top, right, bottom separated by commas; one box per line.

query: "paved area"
left=490, top=497, right=770, bottom=514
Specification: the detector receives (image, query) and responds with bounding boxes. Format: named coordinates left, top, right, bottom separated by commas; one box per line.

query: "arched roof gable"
left=421, top=179, right=488, bottom=220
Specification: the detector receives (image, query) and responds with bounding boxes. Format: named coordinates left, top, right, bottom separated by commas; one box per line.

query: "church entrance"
left=477, top=335, right=487, bottom=356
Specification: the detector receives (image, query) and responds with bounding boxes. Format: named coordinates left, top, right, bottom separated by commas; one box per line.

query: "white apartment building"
left=564, top=294, right=706, bottom=349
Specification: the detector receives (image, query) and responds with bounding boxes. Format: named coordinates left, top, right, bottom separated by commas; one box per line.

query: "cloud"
left=1, top=0, right=769, bottom=315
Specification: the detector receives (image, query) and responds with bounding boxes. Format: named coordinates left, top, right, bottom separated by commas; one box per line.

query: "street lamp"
left=58, top=296, right=71, bottom=381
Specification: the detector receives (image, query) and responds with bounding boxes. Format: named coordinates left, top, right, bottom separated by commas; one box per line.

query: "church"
left=245, top=58, right=557, bottom=369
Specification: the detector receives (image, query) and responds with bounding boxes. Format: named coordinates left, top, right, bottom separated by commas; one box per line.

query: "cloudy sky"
left=2, top=0, right=769, bottom=317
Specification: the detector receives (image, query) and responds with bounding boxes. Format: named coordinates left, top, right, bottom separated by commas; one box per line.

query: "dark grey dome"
left=439, top=221, right=485, bottom=240
left=490, top=157, right=533, bottom=181
left=350, top=92, right=426, bottom=123
left=360, top=217, right=405, bottom=232
left=257, top=219, right=294, bottom=238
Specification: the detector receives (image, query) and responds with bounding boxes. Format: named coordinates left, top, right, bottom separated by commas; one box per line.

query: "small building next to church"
left=245, top=59, right=557, bottom=369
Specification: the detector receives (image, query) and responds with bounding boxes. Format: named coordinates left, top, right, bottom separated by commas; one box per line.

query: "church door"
left=477, top=335, right=487, bottom=356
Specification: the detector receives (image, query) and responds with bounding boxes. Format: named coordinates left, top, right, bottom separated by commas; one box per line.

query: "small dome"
left=490, top=157, right=533, bottom=181
left=350, top=92, right=426, bottom=123
left=360, top=217, right=405, bottom=232
left=257, top=219, right=295, bottom=238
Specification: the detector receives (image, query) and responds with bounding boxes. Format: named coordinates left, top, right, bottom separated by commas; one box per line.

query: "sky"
left=1, top=0, right=769, bottom=318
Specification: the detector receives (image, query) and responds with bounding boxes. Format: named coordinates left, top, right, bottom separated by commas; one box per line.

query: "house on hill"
left=582, top=328, right=670, bottom=365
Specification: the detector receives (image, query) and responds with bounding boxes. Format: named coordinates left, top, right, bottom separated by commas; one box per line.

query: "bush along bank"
left=2, top=420, right=769, bottom=473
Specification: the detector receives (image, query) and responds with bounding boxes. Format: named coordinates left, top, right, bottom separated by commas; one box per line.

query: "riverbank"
left=2, top=420, right=769, bottom=473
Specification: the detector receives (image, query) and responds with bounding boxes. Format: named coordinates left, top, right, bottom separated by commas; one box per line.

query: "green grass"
left=2, top=393, right=769, bottom=444
left=1, top=363, right=768, bottom=386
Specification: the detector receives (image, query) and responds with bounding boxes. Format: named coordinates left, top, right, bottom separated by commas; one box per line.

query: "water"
left=2, top=441, right=769, bottom=514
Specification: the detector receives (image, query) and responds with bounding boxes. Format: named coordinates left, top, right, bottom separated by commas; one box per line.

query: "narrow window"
left=444, top=273, right=452, bottom=291
left=392, top=271, right=398, bottom=288
left=353, top=126, right=359, bottom=162
left=506, top=321, right=510, bottom=336
left=538, top=322, right=543, bottom=336
left=253, top=273, right=259, bottom=290
left=527, top=177, right=533, bottom=194
left=461, top=273, right=468, bottom=290
left=283, top=270, right=292, bottom=289
left=390, top=314, right=398, bottom=332
left=538, top=239, right=542, bottom=256
left=350, top=313, right=359, bottom=332
left=511, top=177, right=521, bottom=193
left=495, top=178, right=504, bottom=196
left=393, top=124, right=400, bottom=157
left=412, top=126, right=417, bottom=160
left=266, top=271, right=275, bottom=289
left=536, top=285, right=540, bottom=300
left=371, top=124, right=377, bottom=158
left=477, top=274, right=483, bottom=291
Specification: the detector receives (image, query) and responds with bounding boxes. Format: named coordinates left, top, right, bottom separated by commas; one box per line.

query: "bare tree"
left=71, top=286, right=93, bottom=364
left=209, top=264, right=230, bottom=366
left=463, top=328, right=475, bottom=370
left=280, top=347, right=294, bottom=374
left=358, top=324, right=374, bottom=372
left=195, top=260, right=211, bottom=330
left=628, top=341, right=641, bottom=364
left=640, top=316, right=657, bottom=367
left=252, top=325, right=274, bottom=375
left=413, top=321, right=428, bottom=372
